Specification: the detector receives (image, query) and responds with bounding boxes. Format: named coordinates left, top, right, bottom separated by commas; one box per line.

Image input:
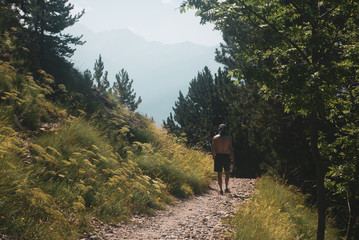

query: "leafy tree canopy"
left=180, top=0, right=359, bottom=239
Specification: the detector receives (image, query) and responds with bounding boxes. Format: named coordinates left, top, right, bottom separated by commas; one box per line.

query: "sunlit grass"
left=0, top=61, right=214, bottom=239
left=132, top=120, right=214, bottom=197
left=232, top=176, right=340, bottom=240
left=0, top=115, right=214, bottom=239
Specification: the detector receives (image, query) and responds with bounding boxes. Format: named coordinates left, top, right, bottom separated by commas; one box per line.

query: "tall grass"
left=0, top=116, right=214, bottom=239
left=232, top=176, right=340, bottom=240
left=132, top=119, right=214, bottom=198
left=0, top=61, right=67, bottom=130
left=0, top=60, right=214, bottom=239
left=0, top=122, right=78, bottom=239
left=32, top=118, right=171, bottom=218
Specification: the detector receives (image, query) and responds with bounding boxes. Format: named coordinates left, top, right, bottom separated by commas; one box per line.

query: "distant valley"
left=67, top=24, right=222, bottom=124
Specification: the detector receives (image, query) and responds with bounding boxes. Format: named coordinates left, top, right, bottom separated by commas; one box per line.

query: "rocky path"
left=82, top=178, right=256, bottom=240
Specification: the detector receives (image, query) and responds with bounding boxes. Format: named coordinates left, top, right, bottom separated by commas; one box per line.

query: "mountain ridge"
left=67, top=24, right=222, bottom=123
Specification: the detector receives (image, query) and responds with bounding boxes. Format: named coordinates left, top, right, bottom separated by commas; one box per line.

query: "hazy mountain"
left=67, top=24, right=222, bottom=124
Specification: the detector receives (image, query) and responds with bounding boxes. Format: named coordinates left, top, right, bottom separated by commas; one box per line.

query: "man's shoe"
left=218, top=190, right=224, bottom=195
left=225, top=188, right=231, bottom=193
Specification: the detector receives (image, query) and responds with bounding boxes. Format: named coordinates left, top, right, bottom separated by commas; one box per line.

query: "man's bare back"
left=212, top=135, right=232, bottom=154
left=212, top=135, right=234, bottom=161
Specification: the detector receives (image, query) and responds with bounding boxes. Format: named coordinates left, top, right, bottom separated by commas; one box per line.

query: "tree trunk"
left=310, top=115, right=326, bottom=240
left=346, top=186, right=358, bottom=240
left=346, top=192, right=352, bottom=240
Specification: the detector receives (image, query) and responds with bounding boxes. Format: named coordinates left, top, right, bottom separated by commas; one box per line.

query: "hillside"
left=67, top=24, right=222, bottom=123
left=0, top=4, right=214, bottom=239
left=0, top=46, right=214, bottom=240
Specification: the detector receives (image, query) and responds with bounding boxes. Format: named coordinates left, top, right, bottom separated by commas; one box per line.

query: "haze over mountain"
left=67, top=24, right=222, bottom=124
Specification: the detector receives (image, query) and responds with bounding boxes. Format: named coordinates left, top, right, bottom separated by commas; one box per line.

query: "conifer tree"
left=93, top=55, right=104, bottom=88
left=101, top=70, right=110, bottom=92
left=93, top=55, right=109, bottom=92
left=83, top=69, right=93, bottom=87
left=5, top=0, right=84, bottom=66
left=167, top=67, right=230, bottom=149
left=0, top=3, right=28, bottom=65
left=113, top=69, right=142, bottom=111
left=163, top=112, right=183, bottom=137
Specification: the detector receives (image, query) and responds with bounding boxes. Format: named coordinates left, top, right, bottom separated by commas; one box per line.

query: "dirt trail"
left=81, top=178, right=255, bottom=240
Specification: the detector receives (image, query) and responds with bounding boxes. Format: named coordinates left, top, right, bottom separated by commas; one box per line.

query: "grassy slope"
left=232, top=176, right=340, bottom=240
left=0, top=59, right=213, bottom=239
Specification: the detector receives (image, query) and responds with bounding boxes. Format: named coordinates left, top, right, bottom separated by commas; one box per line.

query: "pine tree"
left=93, top=55, right=104, bottom=89
left=93, top=54, right=109, bottom=92
left=83, top=69, right=93, bottom=87
left=0, top=3, right=28, bottom=65
left=167, top=67, right=231, bottom=149
left=101, top=70, right=109, bottom=92
left=113, top=69, right=142, bottom=111
left=6, top=0, right=84, bottom=66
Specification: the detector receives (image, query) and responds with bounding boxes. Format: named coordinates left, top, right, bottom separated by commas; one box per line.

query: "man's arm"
left=211, top=137, right=216, bottom=159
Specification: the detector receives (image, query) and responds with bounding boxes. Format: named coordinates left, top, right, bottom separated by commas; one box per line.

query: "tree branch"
left=236, top=0, right=312, bottom=64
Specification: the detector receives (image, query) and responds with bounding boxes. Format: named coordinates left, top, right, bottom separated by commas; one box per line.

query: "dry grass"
left=232, top=176, right=340, bottom=240
left=0, top=57, right=214, bottom=239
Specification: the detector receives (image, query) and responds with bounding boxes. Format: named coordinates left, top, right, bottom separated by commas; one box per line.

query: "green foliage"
left=0, top=5, right=32, bottom=69
left=93, top=54, right=109, bottom=92
left=133, top=142, right=213, bottom=198
left=181, top=0, right=359, bottom=237
left=165, top=67, right=229, bottom=149
left=166, top=66, right=312, bottom=178
left=113, top=69, right=142, bottom=111
left=33, top=117, right=174, bottom=215
left=6, top=0, right=84, bottom=63
left=322, top=83, right=359, bottom=238
left=232, top=176, right=340, bottom=240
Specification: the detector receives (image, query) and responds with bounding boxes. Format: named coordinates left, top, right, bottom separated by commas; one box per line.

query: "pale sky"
left=68, top=0, right=223, bottom=124
left=69, top=0, right=222, bottom=46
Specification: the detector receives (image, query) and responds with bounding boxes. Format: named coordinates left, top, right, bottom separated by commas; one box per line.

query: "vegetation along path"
left=81, top=178, right=255, bottom=240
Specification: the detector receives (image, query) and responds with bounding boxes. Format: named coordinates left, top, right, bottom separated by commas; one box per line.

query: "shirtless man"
left=211, top=124, right=234, bottom=195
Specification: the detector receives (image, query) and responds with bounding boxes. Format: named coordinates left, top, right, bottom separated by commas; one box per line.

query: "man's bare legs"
left=217, top=172, right=223, bottom=194
left=225, top=171, right=230, bottom=193
left=218, top=171, right=230, bottom=194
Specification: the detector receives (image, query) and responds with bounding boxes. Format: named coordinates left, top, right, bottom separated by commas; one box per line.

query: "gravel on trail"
left=81, top=178, right=256, bottom=240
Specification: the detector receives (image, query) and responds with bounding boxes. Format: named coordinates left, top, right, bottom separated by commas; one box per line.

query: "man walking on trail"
left=211, top=124, right=235, bottom=195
